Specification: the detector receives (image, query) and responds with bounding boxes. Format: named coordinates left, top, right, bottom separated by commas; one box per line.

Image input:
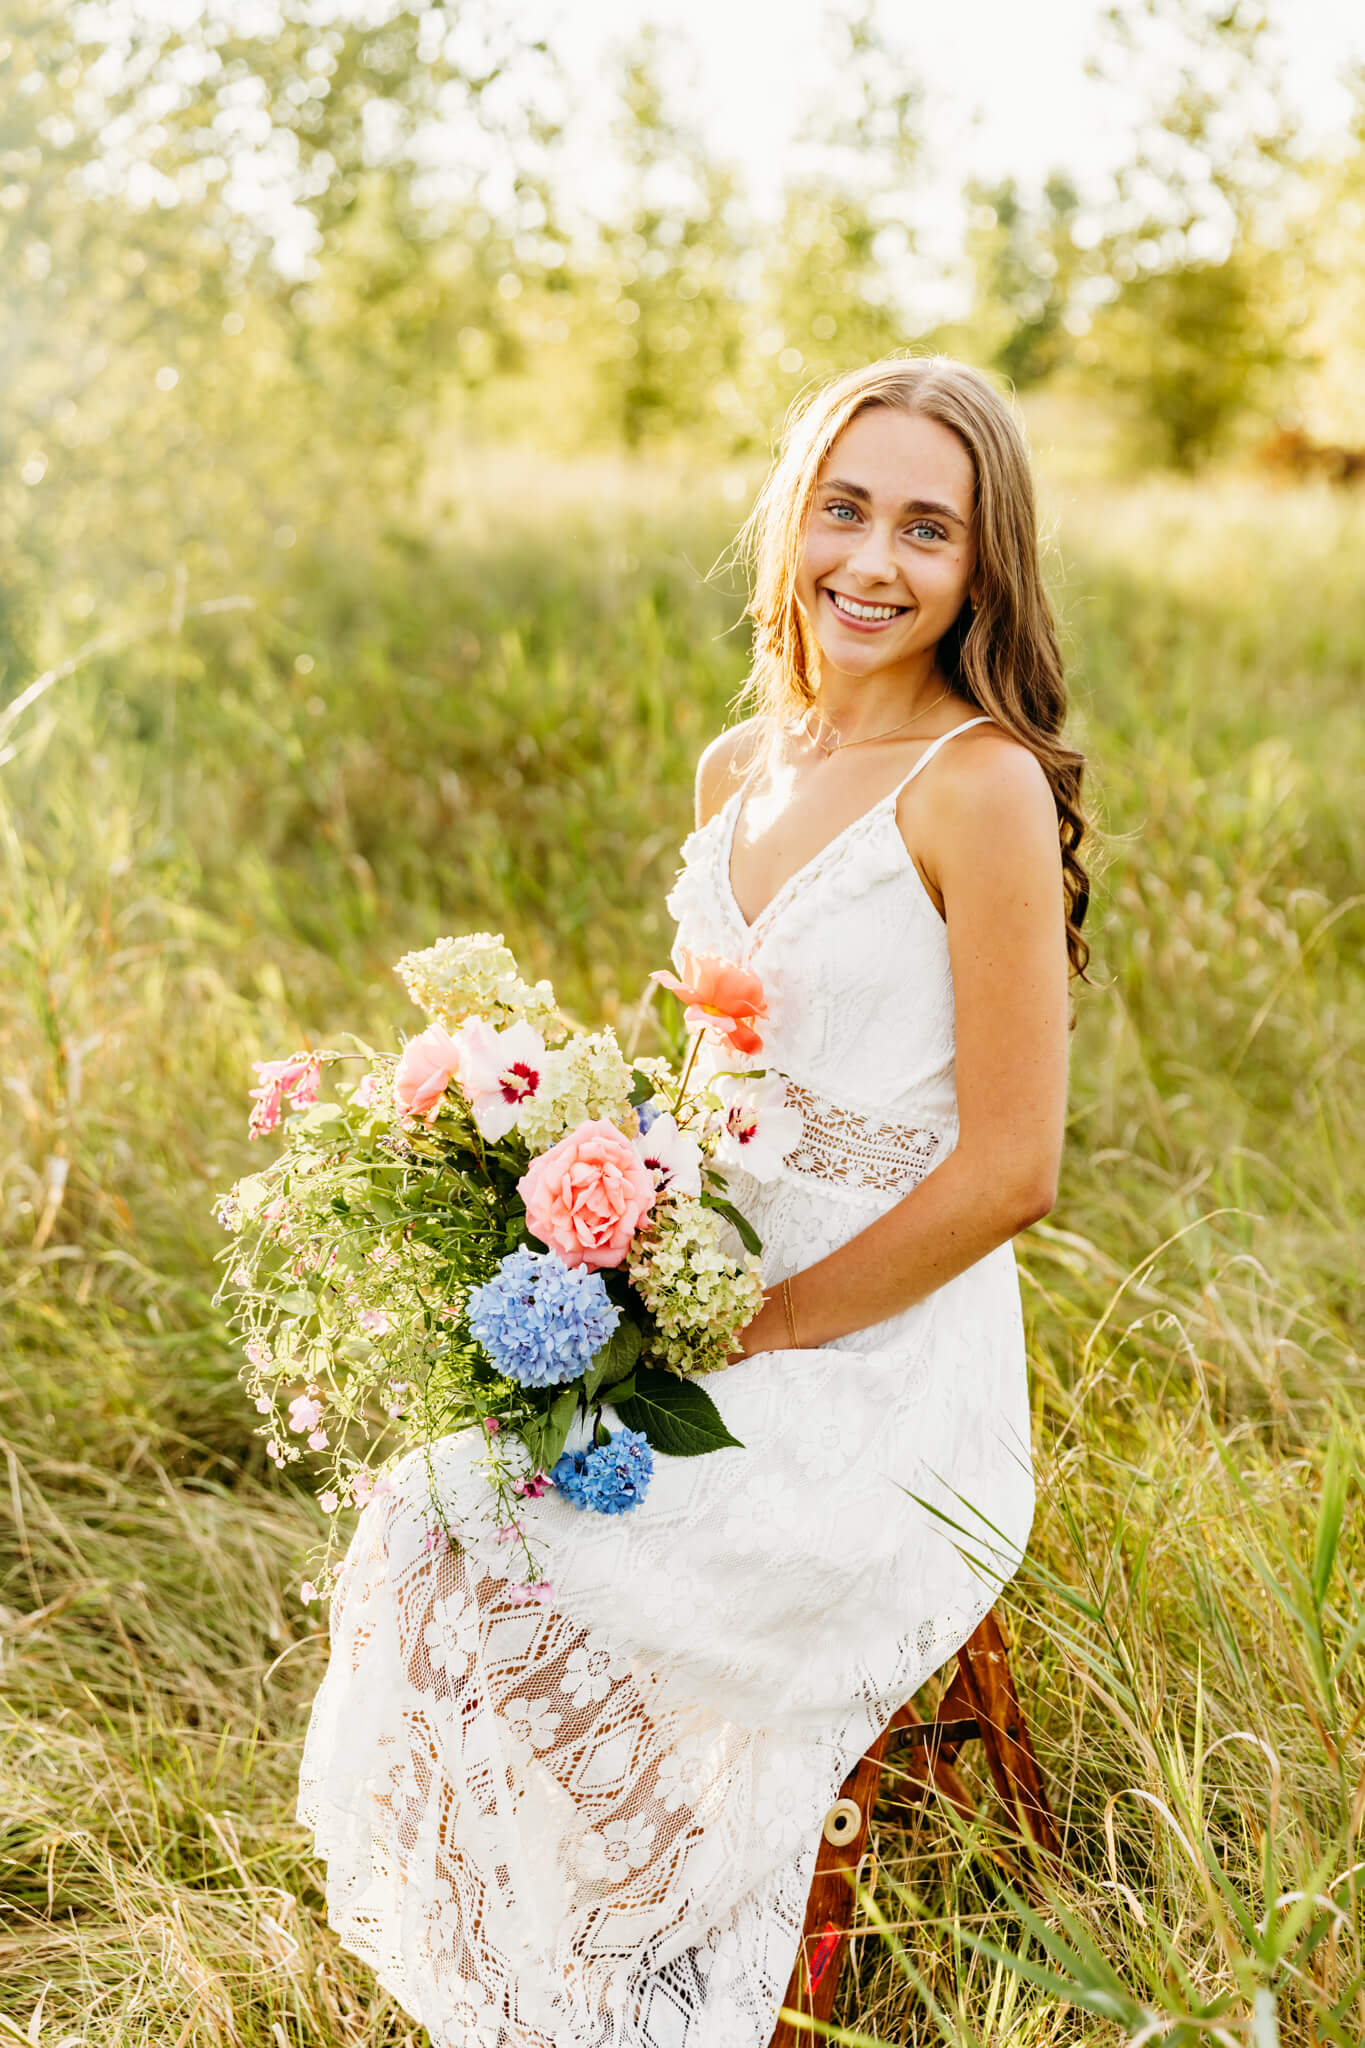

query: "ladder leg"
left=954, top=1610, right=1062, bottom=1863
left=768, top=1729, right=889, bottom=2048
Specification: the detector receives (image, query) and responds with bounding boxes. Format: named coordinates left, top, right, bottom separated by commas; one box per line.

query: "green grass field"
left=2, top=445, right=1362, bottom=2045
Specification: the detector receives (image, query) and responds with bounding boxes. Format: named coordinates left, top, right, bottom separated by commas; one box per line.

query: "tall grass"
left=1, top=446, right=1361, bottom=2044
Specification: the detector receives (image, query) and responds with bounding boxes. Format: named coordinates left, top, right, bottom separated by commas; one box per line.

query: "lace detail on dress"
left=780, top=1078, right=942, bottom=1196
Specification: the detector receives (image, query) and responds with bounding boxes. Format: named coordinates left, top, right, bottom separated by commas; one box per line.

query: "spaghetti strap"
left=888, top=715, right=994, bottom=800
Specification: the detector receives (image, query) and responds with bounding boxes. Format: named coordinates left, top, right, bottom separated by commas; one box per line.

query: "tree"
left=1084, top=0, right=1301, bottom=467
left=963, top=172, right=1085, bottom=389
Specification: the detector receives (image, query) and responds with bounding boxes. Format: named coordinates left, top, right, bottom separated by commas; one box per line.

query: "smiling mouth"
left=825, top=588, right=909, bottom=624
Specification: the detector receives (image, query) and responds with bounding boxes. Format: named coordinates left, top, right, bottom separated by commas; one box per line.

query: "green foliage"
left=963, top=173, right=1085, bottom=390
left=1082, top=0, right=1302, bottom=464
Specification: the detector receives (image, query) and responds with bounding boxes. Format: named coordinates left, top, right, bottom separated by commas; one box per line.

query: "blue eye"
left=828, top=502, right=857, bottom=522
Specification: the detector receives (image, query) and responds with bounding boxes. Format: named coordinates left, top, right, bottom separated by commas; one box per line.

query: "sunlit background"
left=4, top=5, right=1364, bottom=2044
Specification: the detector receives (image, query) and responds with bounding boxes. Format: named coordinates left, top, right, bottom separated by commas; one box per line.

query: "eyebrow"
left=819, top=478, right=969, bottom=528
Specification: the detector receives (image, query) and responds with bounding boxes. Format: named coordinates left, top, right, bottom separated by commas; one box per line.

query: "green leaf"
left=533, top=1385, right=580, bottom=1473
left=700, top=1192, right=763, bottom=1257
left=628, top=1067, right=657, bottom=1107
left=1311, top=1431, right=1346, bottom=1609
left=582, top=1320, right=642, bottom=1402
left=614, top=1366, right=743, bottom=1458
left=290, top=1101, right=346, bottom=1132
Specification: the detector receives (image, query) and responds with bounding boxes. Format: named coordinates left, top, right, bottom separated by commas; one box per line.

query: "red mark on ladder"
left=807, top=1922, right=842, bottom=1992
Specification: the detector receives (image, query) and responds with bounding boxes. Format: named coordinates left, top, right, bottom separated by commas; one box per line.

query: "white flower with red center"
left=630, top=1108, right=703, bottom=1198
left=711, top=1073, right=801, bottom=1183
left=452, top=1016, right=548, bottom=1142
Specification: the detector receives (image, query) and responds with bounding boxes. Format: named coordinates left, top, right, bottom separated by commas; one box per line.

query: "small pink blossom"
left=483, top=1416, right=501, bottom=1434
left=261, top=1198, right=291, bottom=1241
left=351, top=1470, right=377, bottom=1508
left=265, top=1438, right=282, bottom=1463
left=507, top=1580, right=554, bottom=1607
left=318, top=1490, right=340, bottom=1515
left=393, top=1023, right=463, bottom=1125
left=299, top=1580, right=318, bottom=1603
left=248, top=1052, right=321, bottom=1140
left=254, top=1394, right=272, bottom=1415
left=245, top=1339, right=270, bottom=1368
left=352, top=1071, right=379, bottom=1108
left=422, top=1527, right=450, bottom=1553
left=288, top=1393, right=323, bottom=1434
left=494, top=1521, right=521, bottom=1544
left=516, top=1472, right=551, bottom=1499
left=357, top=1308, right=392, bottom=1336
left=307, top=1427, right=328, bottom=1451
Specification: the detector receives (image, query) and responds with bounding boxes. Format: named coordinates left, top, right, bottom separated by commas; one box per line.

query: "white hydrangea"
left=628, top=1193, right=765, bottom=1376
left=517, top=1029, right=638, bottom=1153
left=394, top=932, right=558, bottom=1034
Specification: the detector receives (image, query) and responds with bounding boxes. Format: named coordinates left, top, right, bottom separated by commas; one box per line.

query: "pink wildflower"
left=318, top=1490, right=340, bottom=1515
left=265, top=1439, right=282, bottom=1463
left=351, top=1470, right=377, bottom=1508
left=299, top=1580, right=318, bottom=1603
left=352, top=1071, right=379, bottom=1108
left=288, top=1393, right=323, bottom=1434
left=358, top=1308, right=392, bottom=1336
left=254, top=1394, right=272, bottom=1415
left=506, top=1580, right=554, bottom=1607
left=307, top=1428, right=328, bottom=1451
left=248, top=1052, right=321, bottom=1139
left=483, top=1416, right=501, bottom=1435
left=515, top=1472, right=551, bottom=1500
left=494, top=1521, right=522, bottom=1544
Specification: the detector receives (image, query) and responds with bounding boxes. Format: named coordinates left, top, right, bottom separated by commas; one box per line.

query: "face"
left=795, top=406, right=978, bottom=691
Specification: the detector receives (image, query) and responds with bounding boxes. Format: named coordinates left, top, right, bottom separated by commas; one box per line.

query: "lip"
left=822, top=587, right=910, bottom=633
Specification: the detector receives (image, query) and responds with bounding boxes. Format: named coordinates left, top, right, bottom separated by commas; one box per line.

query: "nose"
left=843, top=521, right=899, bottom=589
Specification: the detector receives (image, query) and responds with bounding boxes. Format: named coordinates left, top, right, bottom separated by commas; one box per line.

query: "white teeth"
left=829, top=590, right=905, bottom=622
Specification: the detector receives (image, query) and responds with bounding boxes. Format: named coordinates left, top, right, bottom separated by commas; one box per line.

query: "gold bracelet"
left=780, top=1275, right=800, bottom=1350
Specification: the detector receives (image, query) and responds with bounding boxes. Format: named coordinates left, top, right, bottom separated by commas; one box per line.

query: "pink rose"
left=393, top=1023, right=463, bottom=1125
left=517, top=1118, right=656, bottom=1271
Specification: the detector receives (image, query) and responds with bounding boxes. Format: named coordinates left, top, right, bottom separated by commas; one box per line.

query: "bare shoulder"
left=920, top=722, right=1056, bottom=825
left=906, top=722, right=1062, bottom=894
left=694, top=716, right=768, bottom=828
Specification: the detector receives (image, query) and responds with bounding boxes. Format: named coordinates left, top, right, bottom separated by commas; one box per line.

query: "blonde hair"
left=731, top=352, right=1091, bottom=978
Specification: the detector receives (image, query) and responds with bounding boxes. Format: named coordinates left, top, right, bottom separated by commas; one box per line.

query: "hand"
left=724, top=1285, right=790, bottom=1365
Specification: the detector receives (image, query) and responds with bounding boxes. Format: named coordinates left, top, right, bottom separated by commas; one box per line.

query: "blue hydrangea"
left=467, top=1247, right=619, bottom=1389
left=635, top=1098, right=661, bottom=1136
left=552, top=1427, right=654, bottom=1516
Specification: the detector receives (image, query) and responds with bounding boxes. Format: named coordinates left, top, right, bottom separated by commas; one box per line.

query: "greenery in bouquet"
left=213, top=933, right=800, bottom=1603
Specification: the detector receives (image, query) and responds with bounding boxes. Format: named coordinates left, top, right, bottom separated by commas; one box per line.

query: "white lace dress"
left=298, top=718, right=1036, bottom=2048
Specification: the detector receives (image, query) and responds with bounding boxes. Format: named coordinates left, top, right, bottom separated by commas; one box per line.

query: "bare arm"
left=733, top=736, right=1070, bottom=1354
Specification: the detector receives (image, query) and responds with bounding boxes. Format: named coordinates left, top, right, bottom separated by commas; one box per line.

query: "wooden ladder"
left=768, top=1607, right=1060, bottom=2048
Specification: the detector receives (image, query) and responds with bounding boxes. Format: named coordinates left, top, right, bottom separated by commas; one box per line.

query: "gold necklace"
left=803, top=686, right=952, bottom=757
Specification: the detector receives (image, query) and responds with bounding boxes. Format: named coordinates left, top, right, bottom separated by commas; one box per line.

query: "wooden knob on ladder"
left=821, top=1797, right=862, bottom=1848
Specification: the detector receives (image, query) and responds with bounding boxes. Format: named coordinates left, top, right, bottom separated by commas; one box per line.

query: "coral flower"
left=651, top=950, right=768, bottom=1056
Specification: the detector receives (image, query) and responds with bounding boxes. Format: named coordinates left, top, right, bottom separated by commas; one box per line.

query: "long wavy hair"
left=730, top=353, right=1091, bottom=978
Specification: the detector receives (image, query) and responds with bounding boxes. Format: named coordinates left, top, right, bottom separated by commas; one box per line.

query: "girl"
left=299, top=352, right=1089, bottom=2048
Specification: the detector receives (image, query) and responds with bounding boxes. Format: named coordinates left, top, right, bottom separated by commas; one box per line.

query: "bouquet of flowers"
left=214, top=933, right=801, bottom=1602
